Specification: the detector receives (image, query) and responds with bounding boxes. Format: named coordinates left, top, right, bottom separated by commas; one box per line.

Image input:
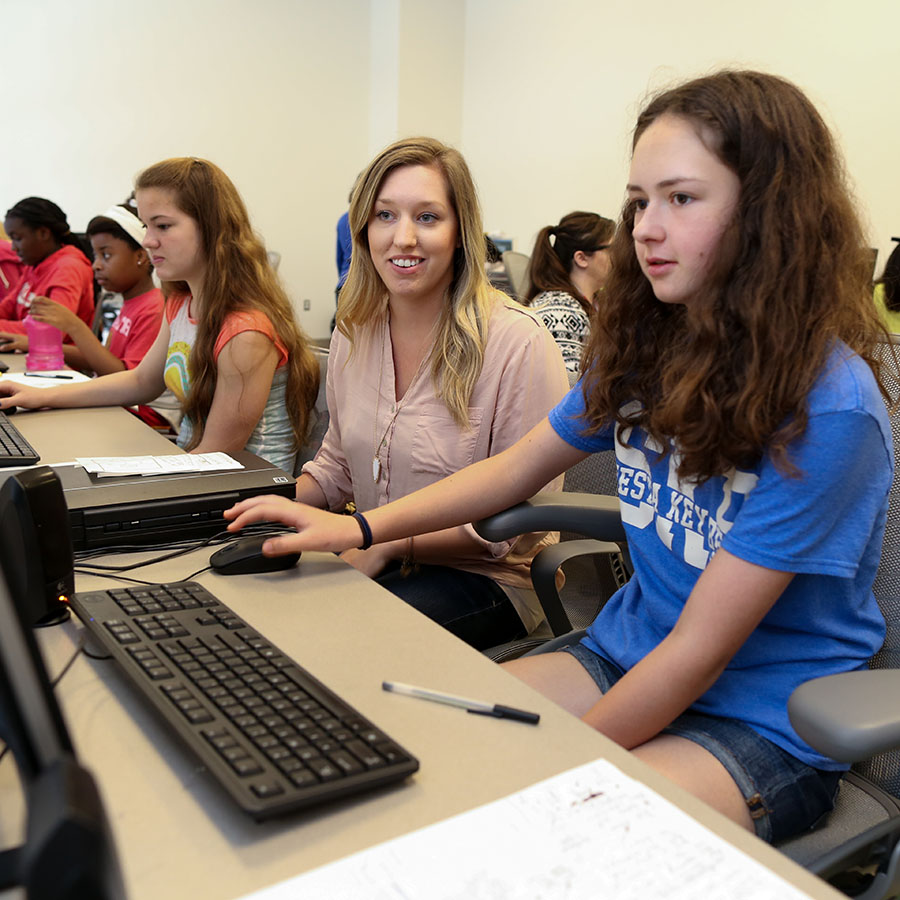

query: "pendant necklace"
left=372, top=315, right=435, bottom=484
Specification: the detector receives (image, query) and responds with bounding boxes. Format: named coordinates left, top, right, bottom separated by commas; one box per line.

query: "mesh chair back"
left=856, top=338, right=900, bottom=795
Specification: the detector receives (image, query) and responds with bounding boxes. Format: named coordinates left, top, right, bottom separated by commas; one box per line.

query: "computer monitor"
left=0, top=558, right=123, bottom=897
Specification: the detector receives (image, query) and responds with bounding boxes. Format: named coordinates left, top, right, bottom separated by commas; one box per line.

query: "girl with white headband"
left=0, top=201, right=163, bottom=376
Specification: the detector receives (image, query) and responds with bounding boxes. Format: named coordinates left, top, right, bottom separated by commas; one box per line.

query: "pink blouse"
left=303, top=298, right=568, bottom=631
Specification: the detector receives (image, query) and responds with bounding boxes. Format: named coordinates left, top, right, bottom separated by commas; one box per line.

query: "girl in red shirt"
left=0, top=197, right=94, bottom=336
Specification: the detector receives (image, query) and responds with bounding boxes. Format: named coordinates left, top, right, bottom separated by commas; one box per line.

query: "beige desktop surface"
left=0, top=396, right=842, bottom=899
left=0, top=549, right=836, bottom=900
left=0, top=351, right=181, bottom=462
left=15, top=404, right=182, bottom=462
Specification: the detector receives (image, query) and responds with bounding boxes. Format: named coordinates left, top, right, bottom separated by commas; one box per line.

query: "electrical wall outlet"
left=303, top=299, right=311, bottom=311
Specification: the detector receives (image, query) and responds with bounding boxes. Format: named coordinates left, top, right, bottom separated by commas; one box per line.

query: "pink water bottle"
left=24, top=314, right=65, bottom=371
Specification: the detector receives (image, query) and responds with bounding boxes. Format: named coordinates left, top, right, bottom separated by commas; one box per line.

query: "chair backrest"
left=91, top=290, right=123, bottom=341
left=294, top=345, right=329, bottom=475
left=501, top=251, right=530, bottom=301
left=857, top=338, right=900, bottom=795
left=560, top=370, right=618, bottom=505
left=548, top=371, right=625, bottom=631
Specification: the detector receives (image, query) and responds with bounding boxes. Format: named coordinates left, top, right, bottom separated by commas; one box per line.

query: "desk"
left=0, top=353, right=181, bottom=462
left=0, top=399, right=842, bottom=899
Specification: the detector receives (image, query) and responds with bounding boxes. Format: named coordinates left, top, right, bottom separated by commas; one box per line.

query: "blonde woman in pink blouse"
left=291, top=138, right=567, bottom=648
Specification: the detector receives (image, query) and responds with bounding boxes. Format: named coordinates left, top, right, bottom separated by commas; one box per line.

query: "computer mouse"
left=209, top=534, right=301, bottom=576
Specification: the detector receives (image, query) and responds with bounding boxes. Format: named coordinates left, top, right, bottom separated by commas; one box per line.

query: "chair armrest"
left=473, top=492, right=625, bottom=543
left=531, top=539, right=621, bottom=636
left=788, top=670, right=900, bottom=763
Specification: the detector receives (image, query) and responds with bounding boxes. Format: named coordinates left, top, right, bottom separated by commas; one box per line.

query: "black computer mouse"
left=209, top=534, right=301, bottom=576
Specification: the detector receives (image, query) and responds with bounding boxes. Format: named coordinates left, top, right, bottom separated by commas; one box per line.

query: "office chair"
left=90, top=290, right=123, bottom=342
left=474, top=338, right=900, bottom=898
left=295, top=345, right=329, bottom=475
left=501, top=251, right=530, bottom=302
left=480, top=445, right=625, bottom=662
left=482, top=375, right=627, bottom=662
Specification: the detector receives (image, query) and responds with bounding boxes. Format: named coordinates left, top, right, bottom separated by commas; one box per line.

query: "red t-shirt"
left=0, top=244, right=94, bottom=336
left=0, top=240, right=24, bottom=297
left=106, top=288, right=164, bottom=369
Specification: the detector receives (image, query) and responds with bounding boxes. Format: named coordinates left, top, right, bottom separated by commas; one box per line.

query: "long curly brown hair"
left=580, top=70, right=889, bottom=482
left=135, top=158, right=318, bottom=452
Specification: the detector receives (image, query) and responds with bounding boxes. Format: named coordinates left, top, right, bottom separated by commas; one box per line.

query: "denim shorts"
left=562, top=641, right=843, bottom=843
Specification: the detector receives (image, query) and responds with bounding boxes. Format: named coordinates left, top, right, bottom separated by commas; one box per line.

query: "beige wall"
left=2, top=0, right=897, bottom=338
left=1, top=0, right=373, bottom=338
left=462, top=0, right=900, bottom=276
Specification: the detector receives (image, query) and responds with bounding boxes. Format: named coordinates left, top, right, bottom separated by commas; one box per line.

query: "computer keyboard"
left=0, top=410, right=39, bottom=467
left=69, top=581, right=419, bottom=820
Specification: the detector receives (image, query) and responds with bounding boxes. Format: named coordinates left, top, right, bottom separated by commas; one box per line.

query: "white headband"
left=98, top=204, right=146, bottom=248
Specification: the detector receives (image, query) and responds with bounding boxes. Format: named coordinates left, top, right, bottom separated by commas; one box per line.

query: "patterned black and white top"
left=529, top=290, right=590, bottom=373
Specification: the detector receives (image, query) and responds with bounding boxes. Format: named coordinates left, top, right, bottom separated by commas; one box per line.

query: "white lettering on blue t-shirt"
left=615, top=431, right=758, bottom=571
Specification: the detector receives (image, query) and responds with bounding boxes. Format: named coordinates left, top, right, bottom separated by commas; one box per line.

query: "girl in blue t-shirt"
left=226, top=71, right=893, bottom=843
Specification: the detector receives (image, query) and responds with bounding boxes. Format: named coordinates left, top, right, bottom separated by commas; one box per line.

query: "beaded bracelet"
left=352, top=511, right=373, bottom=550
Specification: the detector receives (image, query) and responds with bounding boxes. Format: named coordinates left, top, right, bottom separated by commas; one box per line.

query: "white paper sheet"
left=0, top=370, right=92, bottom=388
left=75, top=451, right=244, bottom=477
left=238, top=758, right=813, bottom=900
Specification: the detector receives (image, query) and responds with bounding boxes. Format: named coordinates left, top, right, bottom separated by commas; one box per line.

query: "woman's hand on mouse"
left=224, top=495, right=363, bottom=555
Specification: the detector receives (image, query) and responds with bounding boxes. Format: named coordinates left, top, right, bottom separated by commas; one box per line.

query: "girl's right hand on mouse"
left=0, top=381, right=45, bottom=410
left=223, top=495, right=363, bottom=556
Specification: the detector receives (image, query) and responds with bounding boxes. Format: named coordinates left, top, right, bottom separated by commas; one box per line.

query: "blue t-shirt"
left=336, top=212, right=352, bottom=290
left=548, top=347, right=892, bottom=769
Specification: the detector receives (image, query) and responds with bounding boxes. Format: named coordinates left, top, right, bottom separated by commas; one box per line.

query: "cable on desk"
left=73, top=569, right=164, bottom=587
left=73, top=527, right=292, bottom=585
left=74, top=529, right=232, bottom=569
left=74, top=524, right=291, bottom=574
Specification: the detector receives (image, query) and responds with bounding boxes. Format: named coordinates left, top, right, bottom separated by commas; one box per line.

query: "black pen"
left=24, top=372, right=73, bottom=380
left=382, top=680, right=540, bottom=724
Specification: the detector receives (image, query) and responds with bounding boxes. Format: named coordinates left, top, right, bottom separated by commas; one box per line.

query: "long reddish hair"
left=136, top=158, right=318, bottom=450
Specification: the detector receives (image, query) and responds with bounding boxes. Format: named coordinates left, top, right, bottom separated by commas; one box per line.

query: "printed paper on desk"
left=75, top=452, right=244, bottom=477
left=237, top=757, right=816, bottom=900
left=0, top=371, right=92, bottom=388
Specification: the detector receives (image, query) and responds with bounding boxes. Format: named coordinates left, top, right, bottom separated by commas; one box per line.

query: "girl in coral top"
left=0, top=160, right=318, bottom=472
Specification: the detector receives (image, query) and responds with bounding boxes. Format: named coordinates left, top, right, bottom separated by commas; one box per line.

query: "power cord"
left=73, top=524, right=291, bottom=582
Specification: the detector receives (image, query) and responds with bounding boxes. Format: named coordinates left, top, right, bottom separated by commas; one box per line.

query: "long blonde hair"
left=336, top=137, right=495, bottom=428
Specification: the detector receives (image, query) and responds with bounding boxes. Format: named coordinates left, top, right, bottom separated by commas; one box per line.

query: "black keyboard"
left=0, top=410, right=39, bottom=466
left=70, top=582, right=419, bottom=820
